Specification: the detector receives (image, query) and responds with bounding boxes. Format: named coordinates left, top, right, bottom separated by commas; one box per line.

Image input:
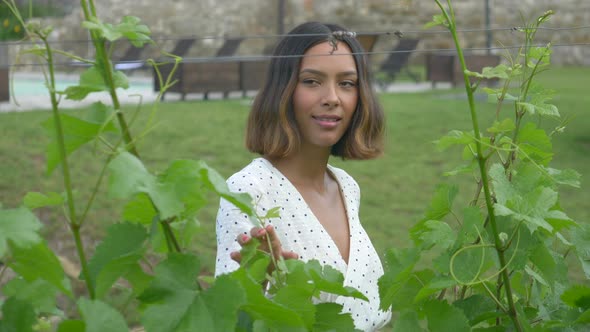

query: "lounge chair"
left=356, top=34, right=379, bottom=55
left=113, top=42, right=147, bottom=71
left=155, top=36, right=245, bottom=100
left=377, top=38, right=421, bottom=87
left=215, top=37, right=244, bottom=57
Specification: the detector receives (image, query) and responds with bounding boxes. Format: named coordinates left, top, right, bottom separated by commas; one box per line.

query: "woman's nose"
left=321, top=84, right=340, bottom=107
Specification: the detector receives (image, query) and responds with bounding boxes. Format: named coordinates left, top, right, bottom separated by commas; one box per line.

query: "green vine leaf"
left=453, top=294, right=499, bottom=326
left=84, top=102, right=118, bottom=127
left=536, top=10, right=554, bottom=25
left=0, top=297, right=36, bottom=332
left=237, top=237, right=266, bottom=272
left=296, top=260, right=368, bottom=301
left=392, top=310, right=425, bottom=332
left=561, top=285, right=590, bottom=310
left=454, top=206, right=484, bottom=249
left=273, top=285, right=316, bottom=329
left=493, top=187, right=561, bottom=233
left=230, top=267, right=306, bottom=329
left=529, top=243, right=568, bottom=288
left=487, top=118, right=516, bottom=134
left=424, top=300, right=471, bottom=332
left=483, top=87, right=519, bottom=103
left=7, top=241, right=73, bottom=298
left=413, top=276, right=455, bottom=304
left=3, top=279, right=61, bottom=316
left=55, top=320, right=85, bottom=332
left=115, top=16, right=152, bottom=47
left=526, top=46, right=552, bottom=69
left=410, top=184, right=458, bottom=248
left=465, top=63, right=511, bottom=79
left=524, top=265, right=549, bottom=286
left=42, top=112, right=118, bottom=174
left=86, top=222, right=148, bottom=298
left=263, top=206, right=281, bottom=219
left=200, top=163, right=256, bottom=217
left=412, top=220, right=455, bottom=251
left=516, top=122, right=553, bottom=165
left=451, top=244, right=492, bottom=284
left=23, top=191, right=64, bottom=210
left=443, top=160, right=478, bottom=177
left=82, top=16, right=151, bottom=47
left=435, top=130, right=474, bottom=151
left=241, top=258, right=364, bottom=330
left=313, top=303, right=359, bottom=332
left=139, top=253, right=246, bottom=332
left=424, top=14, right=448, bottom=29
left=0, top=207, right=42, bottom=257
left=490, top=163, right=573, bottom=233
left=109, top=153, right=255, bottom=222
left=423, top=184, right=458, bottom=221
left=575, top=310, right=590, bottom=325
left=570, top=223, right=590, bottom=279
left=108, top=151, right=154, bottom=199
left=78, top=298, right=129, bottom=332
left=544, top=167, right=581, bottom=188
left=63, top=66, right=129, bottom=101
left=156, top=160, right=210, bottom=219
left=378, top=247, right=421, bottom=311
left=122, top=193, right=157, bottom=224
left=518, top=101, right=559, bottom=118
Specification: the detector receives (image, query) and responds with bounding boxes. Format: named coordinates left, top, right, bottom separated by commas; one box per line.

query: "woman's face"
left=291, top=41, right=358, bottom=153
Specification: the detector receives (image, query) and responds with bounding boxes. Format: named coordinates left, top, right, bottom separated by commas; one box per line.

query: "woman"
left=215, top=22, right=390, bottom=331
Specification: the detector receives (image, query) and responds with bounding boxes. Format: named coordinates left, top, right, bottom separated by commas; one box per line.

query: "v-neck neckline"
left=257, top=157, right=352, bottom=269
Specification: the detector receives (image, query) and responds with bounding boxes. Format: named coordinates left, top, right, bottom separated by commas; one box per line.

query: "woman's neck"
left=266, top=149, right=332, bottom=193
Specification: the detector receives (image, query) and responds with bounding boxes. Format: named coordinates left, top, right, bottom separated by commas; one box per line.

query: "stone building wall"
left=303, top=0, right=590, bottom=65
left=8, top=0, right=590, bottom=66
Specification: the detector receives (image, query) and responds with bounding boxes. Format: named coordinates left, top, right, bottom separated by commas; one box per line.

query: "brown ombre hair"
left=246, top=22, right=385, bottom=160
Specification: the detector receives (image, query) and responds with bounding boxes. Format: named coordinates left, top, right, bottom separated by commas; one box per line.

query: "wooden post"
left=0, top=43, right=8, bottom=102
left=0, top=67, right=8, bottom=102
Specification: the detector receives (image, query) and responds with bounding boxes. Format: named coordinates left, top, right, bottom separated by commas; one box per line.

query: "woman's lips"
left=312, top=115, right=341, bottom=128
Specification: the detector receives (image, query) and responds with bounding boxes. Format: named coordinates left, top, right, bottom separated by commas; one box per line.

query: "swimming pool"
left=10, top=73, right=153, bottom=97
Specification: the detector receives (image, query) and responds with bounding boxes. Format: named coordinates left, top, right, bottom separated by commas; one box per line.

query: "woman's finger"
left=250, top=226, right=265, bottom=239
left=282, top=250, right=299, bottom=260
left=230, top=251, right=242, bottom=263
left=264, top=225, right=283, bottom=260
left=236, top=233, right=250, bottom=246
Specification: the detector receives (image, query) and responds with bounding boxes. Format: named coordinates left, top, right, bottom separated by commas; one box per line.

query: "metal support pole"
left=278, top=0, right=285, bottom=35
left=485, top=0, right=492, bottom=54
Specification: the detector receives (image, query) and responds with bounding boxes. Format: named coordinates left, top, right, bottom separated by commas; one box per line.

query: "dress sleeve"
left=214, top=173, right=262, bottom=277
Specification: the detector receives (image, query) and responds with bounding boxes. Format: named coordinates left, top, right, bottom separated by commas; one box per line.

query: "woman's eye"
left=301, top=78, right=319, bottom=85
left=340, top=81, right=357, bottom=88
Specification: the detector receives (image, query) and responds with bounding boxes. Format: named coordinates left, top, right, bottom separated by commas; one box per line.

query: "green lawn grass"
left=1, top=66, right=588, bottom=278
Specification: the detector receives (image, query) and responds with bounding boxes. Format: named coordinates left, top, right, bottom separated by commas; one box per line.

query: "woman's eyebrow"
left=299, top=69, right=358, bottom=77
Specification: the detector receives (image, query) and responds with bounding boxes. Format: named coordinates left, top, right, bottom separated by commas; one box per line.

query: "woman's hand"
left=230, top=224, right=299, bottom=267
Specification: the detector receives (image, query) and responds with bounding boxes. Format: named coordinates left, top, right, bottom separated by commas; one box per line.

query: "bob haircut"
left=246, top=21, right=385, bottom=160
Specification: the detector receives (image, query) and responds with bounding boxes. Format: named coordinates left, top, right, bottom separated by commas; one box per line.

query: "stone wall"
left=8, top=0, right=590, bottom=66
left=303, top=0, right=590, bottom=65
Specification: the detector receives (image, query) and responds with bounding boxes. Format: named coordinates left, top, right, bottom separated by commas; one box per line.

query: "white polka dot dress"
left=215, top=158, right=391, bottom=331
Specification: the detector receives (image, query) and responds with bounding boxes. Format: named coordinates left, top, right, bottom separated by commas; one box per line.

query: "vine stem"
left=81, top=1, right=183, bottom=258
left=435, top=1, right=523, bottom=330
left=42, top=35, right=95, bottom=299
left=161, top=217, right=182, bottom=253
left=80, top=0, right=139, bottom=158
left=258, top=218, right=287, bottom=289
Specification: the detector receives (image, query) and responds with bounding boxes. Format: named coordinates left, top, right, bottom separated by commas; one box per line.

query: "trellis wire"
left=2, top=25, right=590, bottom=67
left=2, top=25, right=589, bottom=46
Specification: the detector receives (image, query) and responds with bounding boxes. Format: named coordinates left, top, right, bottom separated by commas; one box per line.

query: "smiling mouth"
left=312, top=116, right=341, bottom=122
left=312, top=115, right=342, bottom=129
